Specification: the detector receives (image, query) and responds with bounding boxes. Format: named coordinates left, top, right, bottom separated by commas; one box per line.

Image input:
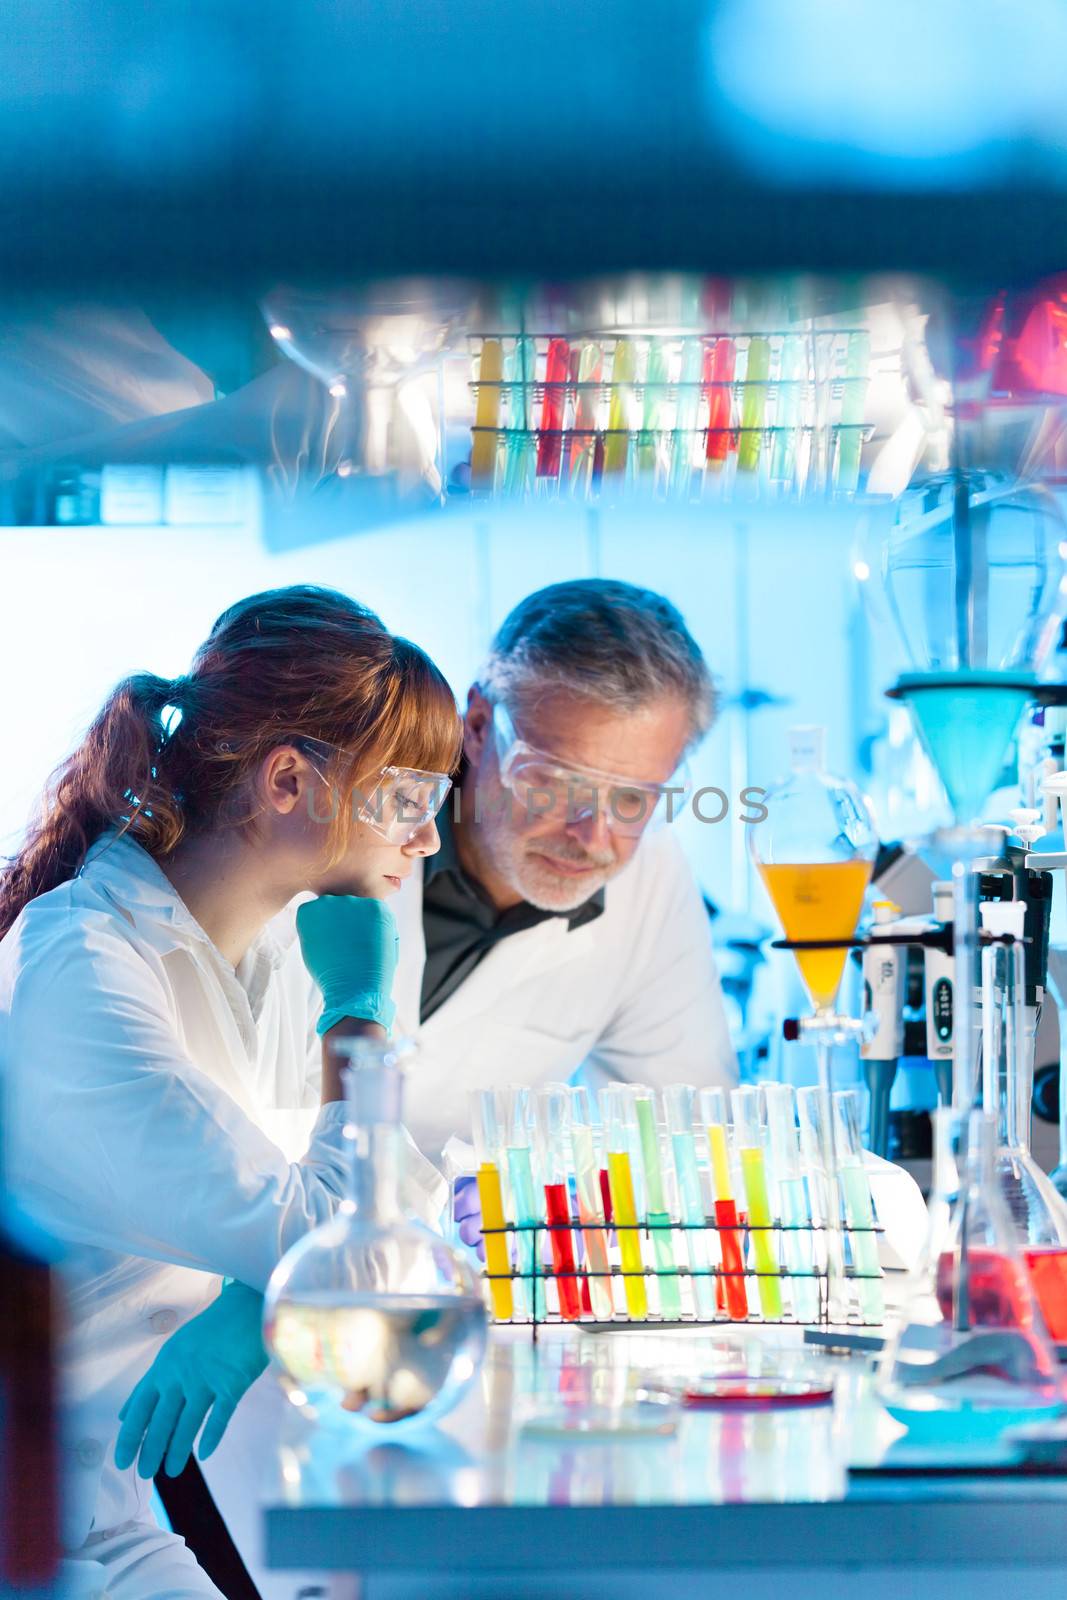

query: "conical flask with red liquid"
left=980, top=900, right=1067, bottom=1341
left=878, top=1110, right=1066, bottom=1445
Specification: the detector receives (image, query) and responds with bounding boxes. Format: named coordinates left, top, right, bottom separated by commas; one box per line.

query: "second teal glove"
left=296, top=893, right=400, bottom=1035
left=114, top=1282, right=267, bottom=1479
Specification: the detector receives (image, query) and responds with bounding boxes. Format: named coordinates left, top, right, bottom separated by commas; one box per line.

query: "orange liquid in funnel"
left=758, top=860, right=872, bottom=1011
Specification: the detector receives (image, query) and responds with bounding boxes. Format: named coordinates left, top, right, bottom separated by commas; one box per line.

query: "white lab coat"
left=0, top=830, right=446, bottom=1575
left=391, top=825, right=737, bottom=1164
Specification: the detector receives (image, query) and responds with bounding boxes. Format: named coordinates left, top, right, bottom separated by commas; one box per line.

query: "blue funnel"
left=888, top=672, right=1037, bottom=826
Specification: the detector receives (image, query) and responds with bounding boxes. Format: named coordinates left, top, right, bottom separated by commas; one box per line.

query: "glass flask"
left=981, top=901, right=1067, bottom=1342
left=263, top=1038, right=487, bottom=1434
left=749, top=725, right=877, bottom=1019
left=878, top=1110, right=1066, bottom=1445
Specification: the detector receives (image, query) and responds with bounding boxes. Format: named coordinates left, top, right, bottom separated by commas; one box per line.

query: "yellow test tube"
left=733, top=1087, right=783, bottom=1320
left=607, top=1150, right=648, bottom=1320
left=603, top=338, right=635, bottom=477
left=476, top=1162, right=514, bottom=1322
left=470, top=339, right=503, bottom=490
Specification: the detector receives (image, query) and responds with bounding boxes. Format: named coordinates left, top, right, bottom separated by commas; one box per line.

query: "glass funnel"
left=263, top=1038, right=487, bottom=1435
left=981, top=901, right=1067, bottom=1342
left=749, top=725, right=878, bottom=1019
left=878, top=1110, right=1066, bottom=1446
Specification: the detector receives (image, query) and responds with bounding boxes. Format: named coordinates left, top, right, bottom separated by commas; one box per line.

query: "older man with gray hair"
left=390, top=576, right=737, bottom=1174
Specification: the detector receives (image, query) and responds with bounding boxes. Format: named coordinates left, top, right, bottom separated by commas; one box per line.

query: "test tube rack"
left=479, top=1213, right=885, bottom=1339
left=465, top=327, right=874, bottom=502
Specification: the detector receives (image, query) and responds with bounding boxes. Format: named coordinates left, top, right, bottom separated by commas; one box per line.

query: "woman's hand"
left=296, top=894, right=400, bottom=1036
left=114, top=1282, right=267, bottom=1480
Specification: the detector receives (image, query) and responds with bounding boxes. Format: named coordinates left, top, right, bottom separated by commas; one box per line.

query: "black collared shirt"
left=419, top=807, right=605, bottom=1023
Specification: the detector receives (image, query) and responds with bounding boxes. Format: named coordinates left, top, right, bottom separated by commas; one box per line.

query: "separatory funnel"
left=866, top=473, right=1067, bottom=1110
left=750, top=726, right=878, bottom=1322
left=878, top=1110, right=1066, bottom=1446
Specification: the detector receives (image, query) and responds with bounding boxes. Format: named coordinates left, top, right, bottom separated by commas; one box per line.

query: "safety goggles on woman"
left=490, top=703, right=688, bottom=838
left=294, top=736, right=452, bottom=845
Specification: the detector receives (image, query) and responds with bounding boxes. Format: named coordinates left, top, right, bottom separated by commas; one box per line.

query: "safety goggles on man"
left=490, top=703, right=688, bottom=838
left=294, top=736, right=452, bottom=845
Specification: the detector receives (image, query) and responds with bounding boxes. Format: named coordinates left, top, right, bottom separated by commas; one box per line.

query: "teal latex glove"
left=296, top=893, right=400, bottom=1035
left=114, top=1282, right=267, bottom=1479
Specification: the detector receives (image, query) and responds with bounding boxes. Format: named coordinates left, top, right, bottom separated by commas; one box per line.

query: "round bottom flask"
left=264, top=1039, right=487, bottom=1435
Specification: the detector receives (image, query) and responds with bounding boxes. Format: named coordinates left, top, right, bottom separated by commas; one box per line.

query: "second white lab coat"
left=0, top=830, right=445, bottom=1561
left=391, top=825, right=738, bottom=1164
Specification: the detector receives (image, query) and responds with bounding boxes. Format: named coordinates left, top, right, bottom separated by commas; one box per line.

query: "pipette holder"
left=479, top=1211, right=883, bottom=1337
left=467, top=328, right=872, bottom=500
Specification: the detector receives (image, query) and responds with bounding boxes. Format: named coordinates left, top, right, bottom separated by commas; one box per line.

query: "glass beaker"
left=263, top=1038, right=487, bottom=1434
left=878, top=1110, right=1066, bottom=1445
left=981, top=901, right=1067, bottom=1341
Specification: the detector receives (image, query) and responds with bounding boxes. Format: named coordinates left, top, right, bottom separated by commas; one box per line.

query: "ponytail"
left=0, top=673, right=185, bottom=938
left=0, top=584, right=460, bottom=941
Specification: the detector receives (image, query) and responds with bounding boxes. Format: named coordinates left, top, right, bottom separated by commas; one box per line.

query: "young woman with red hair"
left=0, top=584, right=461, bottom=1598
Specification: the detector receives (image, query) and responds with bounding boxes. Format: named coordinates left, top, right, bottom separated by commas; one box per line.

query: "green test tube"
left=737, top=336, right=770, bottom=474
left=833, top=1090, right=885, bottom=1324
left=731, top=1086, right=783, bottom=1320
left=503, top=336, right=537, bottom=495
left=634, top=1091, right=682, bottom=1319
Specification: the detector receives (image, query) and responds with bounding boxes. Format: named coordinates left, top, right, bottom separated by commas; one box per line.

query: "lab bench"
left=261, top=1324, right=1067, bottom=1600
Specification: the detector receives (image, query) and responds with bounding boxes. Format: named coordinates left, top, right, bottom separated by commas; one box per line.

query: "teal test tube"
left=833, top=1089, right=885, bottom=1324
left=762, top=1083, right=820, bottom=1323
left=634, top=1090, right=683, bottom=1319
left=663, top=1084, right=717, bottom=1319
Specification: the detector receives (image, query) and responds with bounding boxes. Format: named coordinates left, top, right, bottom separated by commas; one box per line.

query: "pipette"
left=503, top=1086, right=543, bottom=1320
left=469, top=1088, right=514, bottom=1322
left=536, top=337, right=570, bottom=482
left=699, top=1086, right=748, bottom=1319
left=470, top=339, right=503, bottom=491
left=732, top=1087, right=783, bottom=1319
left=534, top=1085, right=583, bottom=1321
left=601, top=1085, right=648, bottom=1319
left=663, top=1084, right=717, bottom=1319
left=737, top=337, right=770, bottom=475
left=603, top=339, right=635, bottom=478
left=568, top=1087, right=615, bottom=1320
left=761, top=1083, right=820, bottom=1323
left=833, top=1090, right=885, bottom=1323
left=634, top=1090, right=683, bottom=1318
left=835, top=330, right=869, bottom=494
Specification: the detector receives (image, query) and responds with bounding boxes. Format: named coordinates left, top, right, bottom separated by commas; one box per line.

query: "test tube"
left=737, top=337, right=770, bottom=475
left=663, top=1085, right=717, bottom=1320
left=534, top=1085, right=583, bottom=1322
left=797, top=1085, right=849, bottom=1324
left=669, top=336, right=703, bottom=499
left=634, top=1090, right=683, bottom=1319
left=503, top=337, right=537, bottom=495
left=536, top=336, right=570, bottom=482
left=769, top=333, right=804, bottom=487
left=636, top=341, right=668, bottom=483
left=469, top=1088, right=515, bottom=1323
left=503, top=1086, right=544, bottom=1320
left=761, top=1083, right=820, bottom=1323
left=601, top=1085, right=648, bottom=1320
left=699, top=1087, right=748, bottom=1319
left=833, top=1090, right=885, bottom=1324
left=603, top=339, right=635, bottom=478
left=568, top=340, right=603, bottom=494
left=731, top=1087, right=783, bottom=1320
left=568, top=1087, right=615, bottom=1321
left=469, top=339, right=503, bottom=491
left=835, top=330, right=869, bottom=494
left=704, top=338, right=735, bottom=469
